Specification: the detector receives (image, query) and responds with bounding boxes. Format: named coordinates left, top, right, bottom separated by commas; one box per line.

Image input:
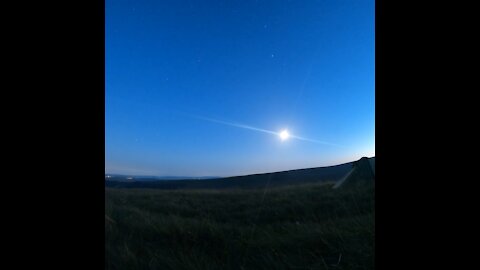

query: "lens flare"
left=183, top=113, right=342, bottom=147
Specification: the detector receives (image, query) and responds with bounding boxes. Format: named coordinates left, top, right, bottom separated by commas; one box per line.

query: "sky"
left=106, top=0, right=375, bottom=177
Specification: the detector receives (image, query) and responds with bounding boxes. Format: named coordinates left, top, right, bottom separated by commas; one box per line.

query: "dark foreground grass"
left=105, top=182, right=374, bottom=270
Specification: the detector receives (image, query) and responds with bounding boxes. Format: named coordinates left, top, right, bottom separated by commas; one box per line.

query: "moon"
left=279, top=130, right=290, bottom=141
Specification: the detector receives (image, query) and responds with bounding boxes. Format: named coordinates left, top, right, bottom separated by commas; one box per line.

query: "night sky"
left=106, top=0, right=375, bottom=177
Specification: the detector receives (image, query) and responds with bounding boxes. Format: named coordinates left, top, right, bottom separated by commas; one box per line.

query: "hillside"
left=106, top=180, right=374, bottom=270
left=105, top=159, right=372, bottom=190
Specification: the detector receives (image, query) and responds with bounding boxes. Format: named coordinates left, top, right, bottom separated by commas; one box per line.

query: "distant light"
left=279, top=130, right=290, bottom=141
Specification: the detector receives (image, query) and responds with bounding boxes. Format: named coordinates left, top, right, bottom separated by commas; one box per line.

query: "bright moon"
left=279, top=130, right=290, bottom=141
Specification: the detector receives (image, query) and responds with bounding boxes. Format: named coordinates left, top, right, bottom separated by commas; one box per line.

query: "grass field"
left=105, top=181, right=374, bottom=270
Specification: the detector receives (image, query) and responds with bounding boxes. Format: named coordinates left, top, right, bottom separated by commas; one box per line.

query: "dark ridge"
left=105, top=158, right=375, bottom=190
left=333, top=157, right=375, bottom=189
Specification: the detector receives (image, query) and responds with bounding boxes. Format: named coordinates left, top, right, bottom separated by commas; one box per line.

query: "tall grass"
left=105, top=182, right=374, bottom=270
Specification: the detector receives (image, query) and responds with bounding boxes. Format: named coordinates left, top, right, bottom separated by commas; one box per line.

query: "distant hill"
left=105, top=175, right=219, bottom=182
left=105, top=157, right=375, bottom=190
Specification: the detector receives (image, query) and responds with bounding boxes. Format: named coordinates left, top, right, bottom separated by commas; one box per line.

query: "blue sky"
left=106, top=0, right=375, bottom=176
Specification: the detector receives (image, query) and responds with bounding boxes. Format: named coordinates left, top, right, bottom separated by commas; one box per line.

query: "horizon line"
left=105, top=156, right=375, bottom=179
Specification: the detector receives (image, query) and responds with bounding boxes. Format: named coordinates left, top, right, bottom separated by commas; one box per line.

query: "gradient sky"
left=106, top=0, right=375, bottom=177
